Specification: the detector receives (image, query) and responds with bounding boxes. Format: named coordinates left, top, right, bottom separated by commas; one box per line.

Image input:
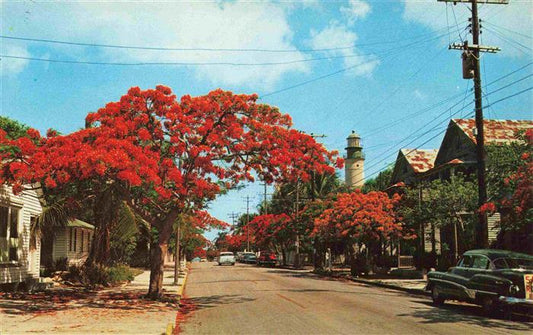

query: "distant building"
left=430, top=118, right=532, bottom=180
left=390, top=118, right=533, bottom=258
left=390, top=149, right=438, bottom=186
left=345, top=131, right=365, bottom=189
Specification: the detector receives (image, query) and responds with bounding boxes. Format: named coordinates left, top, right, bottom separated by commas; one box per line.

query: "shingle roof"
left=453, top=119, right=532, bottom=144
left=400, top=149, right=439, bottom=173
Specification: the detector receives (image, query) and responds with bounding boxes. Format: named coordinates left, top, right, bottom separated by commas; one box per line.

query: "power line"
left=484, top=62, right=532, bottom=88
left=0, top=52, right=380, bottom=67
left=0, top=31, right=453, bottom=69
left=483, top=74, right=532, bottom=97
left=261, top=31, right=453, bottom=99
left=0, top=29, right=466, bottom=53
left=482, top=21, right=533, bottom=41
left=483, top=86, right=533, bottom=109
left=357, top=86, right=475, bottom=181
left=483, top=26, right=532, bottom=53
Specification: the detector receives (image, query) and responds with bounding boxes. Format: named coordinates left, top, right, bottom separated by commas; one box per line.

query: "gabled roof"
left=68, top=219, right=94, bottom=230
left=452, top=119, right=532, bottom=145
left=400, top=149, right=439, bottom=173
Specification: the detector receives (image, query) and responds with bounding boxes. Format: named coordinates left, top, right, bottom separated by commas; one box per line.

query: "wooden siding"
left=488, top=213, right=501, bottom=245
left=53, top=227, right=93, bottom=265
left=0, top=185, right=42, bottom=284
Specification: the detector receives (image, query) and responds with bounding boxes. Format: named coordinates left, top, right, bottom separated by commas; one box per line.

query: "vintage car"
left=257, top=251, right=277, bottom=267
left=217, top=252, right=236, bottom=266
left=426, top=249, right=533, bottom=314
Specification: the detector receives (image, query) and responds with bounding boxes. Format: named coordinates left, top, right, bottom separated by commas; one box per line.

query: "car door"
left=444, top=256, right=472, bottom=297
left=468, top=255, right=492, bottom=292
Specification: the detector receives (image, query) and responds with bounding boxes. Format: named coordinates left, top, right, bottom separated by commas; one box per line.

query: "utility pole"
left=309, top=133, right=326, bottom=269
left=262, top=183, right=268, bottom=215
left=243, top=196, right=251, bottom=252
left=173, top=220, right=181, bottom=285
left=438, top=0, right=507, bottom=248
left=294, top=179, right=301, bottom=268
left=229, top=212, right=240, bottom=229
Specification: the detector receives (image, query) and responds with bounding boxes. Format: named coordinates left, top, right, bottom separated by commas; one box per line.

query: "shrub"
left=106, top=264, right=136, bottom=283
left=61, top=262, right=141, bottom=287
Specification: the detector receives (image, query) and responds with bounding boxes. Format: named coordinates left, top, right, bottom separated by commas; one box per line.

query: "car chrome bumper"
left=499, top=296, right=533, bottom=306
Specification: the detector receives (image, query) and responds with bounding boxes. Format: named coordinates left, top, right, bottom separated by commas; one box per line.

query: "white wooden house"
left=0, top=184, right=42, bottom=286
left=41, top=219, right=94, bottom=267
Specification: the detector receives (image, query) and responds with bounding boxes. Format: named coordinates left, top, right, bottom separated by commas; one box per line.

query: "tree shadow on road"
left=185, top=294, right=256, bottom=311
left=399, top=299, right=533, bottom=332
left=265, top=269, right=339, bottom=281
left=0, top=288, right=178, bottom=317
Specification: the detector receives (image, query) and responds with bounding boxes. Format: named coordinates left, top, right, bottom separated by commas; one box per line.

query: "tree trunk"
left=87, top=224, right=110, bottom=266
left=313, top=238, right=324, bottom=271
left=147, top=238, right=167, bottom=299
left=147, top=218, right=174, bottom=299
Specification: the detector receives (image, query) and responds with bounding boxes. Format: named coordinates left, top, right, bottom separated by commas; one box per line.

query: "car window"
left=459, top=255, right=473, bottom=268
left=506, top=258, right=533, bottom=270
left=471, top=255, right=490, bottom=269
left=493, top=258, right=508, bottom=269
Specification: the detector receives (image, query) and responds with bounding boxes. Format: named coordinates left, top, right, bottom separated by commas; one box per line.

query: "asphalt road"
left=180, top=262, right=532, bottom=335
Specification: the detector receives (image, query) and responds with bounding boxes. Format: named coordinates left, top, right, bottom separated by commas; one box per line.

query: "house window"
left=69, top=228, right=73, bottom=251
left=0, top=205, right=21, bottom=263
left=73, top=228, right=77, bottom=252
left=81, top=231, right=84, bottom=252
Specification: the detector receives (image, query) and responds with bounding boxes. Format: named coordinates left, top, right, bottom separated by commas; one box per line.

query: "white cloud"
left=1, top=44, right=30, bottom=76
left=1, top=1, right=309, bottom=88
left=341, top=0, right=371, bottom=25
left=402, top=0, right=532, bottom=58
left=308, top=21, right=379, bottom=77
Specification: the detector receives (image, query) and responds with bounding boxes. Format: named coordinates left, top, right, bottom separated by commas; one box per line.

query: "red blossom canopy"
left=0, top=86, right=342, bottom=215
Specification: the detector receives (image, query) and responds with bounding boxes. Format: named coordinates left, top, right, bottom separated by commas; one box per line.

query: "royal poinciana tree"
left=0, top=86, right=340, bottom=298
left=247, top=213, right=292, bottom=257
left=313, top=190, right=411, bottom=273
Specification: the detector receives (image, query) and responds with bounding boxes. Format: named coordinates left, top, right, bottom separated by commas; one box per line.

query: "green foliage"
left=0, top=116, right=29, bottom=139
left=486, top=142, right=525, bottom=201
left=399, top=175, right=478, bottom=251
left=65, top=263, right=141, bottom=287
left=362, top=166, right=393, bottom=193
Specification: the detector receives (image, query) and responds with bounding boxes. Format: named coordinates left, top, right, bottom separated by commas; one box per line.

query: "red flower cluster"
left=313, top=191, right=410, bottom=242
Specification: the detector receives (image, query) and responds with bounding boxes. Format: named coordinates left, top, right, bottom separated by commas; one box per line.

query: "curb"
left=166, top=267, right=189, bottom=335
left=347, top=277, right=429, bottom=297
left=313, top=271, right=429, bottom=297
left=176, top=268, right=189, bottom=297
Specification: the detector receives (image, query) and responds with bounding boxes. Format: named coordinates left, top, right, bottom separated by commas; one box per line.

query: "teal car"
left=426, top=249, right=533, bottom=315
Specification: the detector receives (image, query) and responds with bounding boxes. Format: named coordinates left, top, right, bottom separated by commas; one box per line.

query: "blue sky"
left=1, top=0, right=532, bottom=241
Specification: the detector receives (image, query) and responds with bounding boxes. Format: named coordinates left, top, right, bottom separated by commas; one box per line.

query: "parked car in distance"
left=426, top=249, right=533, bottom=315
left=218, top=252, right=236, bottom=266
left=257, top=251, right=277, bottom=267
left=242, top=252, right=257, bottom=264
left=191, top=257, right=201, bottom=262
left=236, top=252, right=244, bottom=262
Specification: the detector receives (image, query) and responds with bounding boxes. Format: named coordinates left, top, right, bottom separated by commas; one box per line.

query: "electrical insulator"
left=462, top=51, right=475, bottom=79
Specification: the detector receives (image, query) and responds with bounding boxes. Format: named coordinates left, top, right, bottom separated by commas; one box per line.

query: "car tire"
left=480, top=296, right=496, bottom=315
left=431, top=285, right=445, bottom=306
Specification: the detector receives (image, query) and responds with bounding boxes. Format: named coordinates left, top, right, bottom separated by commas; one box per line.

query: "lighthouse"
left=345, top=131, right=364, bottom=189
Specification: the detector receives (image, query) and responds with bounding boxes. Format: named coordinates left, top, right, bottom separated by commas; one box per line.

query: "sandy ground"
left=1, top=267, right=186, bottom=334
